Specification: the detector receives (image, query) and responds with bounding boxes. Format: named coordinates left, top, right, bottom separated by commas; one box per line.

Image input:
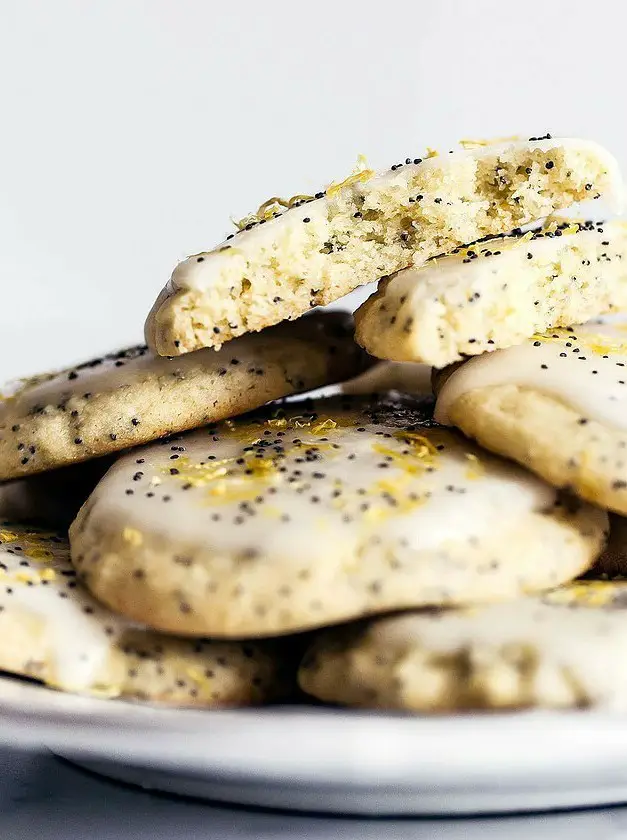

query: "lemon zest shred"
left=326, top=154, right=375, bottom=198
left=266, top=417, right=287, bottom=429
left=311, top=418, right=337, bottom=435
left=532, top=328, right=627, bottom=357
left=122, top=528, right=143, bottom=547
left=545, top=581, right=619, bottom=608
left=393, top=431, right=439, bottom=461
left=458, top=135, right=520, bottom=150
left=465, top=453, right=485, bottom=480
left=26, top=548, right=54, bottom=561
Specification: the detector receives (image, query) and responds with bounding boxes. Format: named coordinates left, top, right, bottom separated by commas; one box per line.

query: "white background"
left=1, top=0, right=626, bottom=377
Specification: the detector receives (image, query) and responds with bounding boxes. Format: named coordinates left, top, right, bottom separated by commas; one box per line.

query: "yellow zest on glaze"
left=465, top=453, right=485, bottom=480
left=393, top=431, right=439, bottom=462
left=376, top=475, right=411, bottom=495
left=326, top=154, right=375, bottom=198
left=458, top=136, right=520, bottom=149
left=532, top=328, right=627, bottom=358
left=122, top=528, right=143, bottom=547
left=545, top=581, right=620, bottom=608
left=373, top=443, right=434, bottom=476
left=0, top=528, right=57, bottom=562
left=13, top=566, right=55, bottom=585
left=163, top=457, right=231, bottom=488
left=233, top=192, right=316, bottom=231
left=244, top=458, right=276, bottom=477
left=265, top=417, right=287, bottom=429
left=425, top=147, right=439, bottom=159
left=542, top=216, right=581, bottom=236
left=311, top=418, right=338, bottom=435
left=26, top=547, right=54, bottom=561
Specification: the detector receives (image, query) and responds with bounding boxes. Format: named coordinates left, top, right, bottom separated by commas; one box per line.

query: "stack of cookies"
left=4, top=135, right=627, bottom=713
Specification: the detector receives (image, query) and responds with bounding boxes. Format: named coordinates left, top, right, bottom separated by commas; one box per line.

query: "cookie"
left=343, top=361, right=432, bottom=398
left=144, top=137, right=622, bottom=355
left=0, top=312, right=367, bottom=480
left=356, top=219, right=627, bottom=367
left=435, top=321, right=627, bottom=515
left=69, top=395, right=606, bottom=638
left=0, top=524, right=292, bottom=705
left=299, top=580, right=627, bottom=712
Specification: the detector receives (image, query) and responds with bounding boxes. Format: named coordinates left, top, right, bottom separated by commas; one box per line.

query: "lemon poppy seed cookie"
left=70, top=396, right=606, bottom=638
left=0, top=312, right=367, bottom=480
left=299, top=580, right=627, bottom=712
left=145, top=137, right=622, bottom=355
left=0, top=525, right=292, bottom=705
left=356, top=220, right=627, bottom=367
left=435, top=321, right=627, bottom=515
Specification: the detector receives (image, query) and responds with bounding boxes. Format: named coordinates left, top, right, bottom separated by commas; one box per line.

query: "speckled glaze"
left=0, top=525, right=293, bottom=705
left=145, top=136, right=623, bottom=355
left=355, top=220, right=627, bottom=367
left=434, top=321, right=627, bottom=515
left=436, top=321, right=627, bottom=430
left=0, top=311, right=368, bottom=480
left=70, top=396, right=606, bottom=637
left=300, top=580, right=627, bottom=712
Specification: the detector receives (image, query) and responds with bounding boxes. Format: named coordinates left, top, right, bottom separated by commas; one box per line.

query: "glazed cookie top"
left=373, top=579, right=627, bottom=651
left=79, top=396, right=558, bottom=562
left=0, top=524, right=289, bottom=702
left=0, top=524, right=135, bottom=691
left=0, top=312, right=367, bottom=478
left=436, top=320, right=627, bottom=430
left=355, top=220, right=627, bottom=366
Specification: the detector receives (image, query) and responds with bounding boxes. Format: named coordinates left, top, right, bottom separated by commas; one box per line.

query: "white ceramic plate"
left=1, top=674, right=627, bottom=814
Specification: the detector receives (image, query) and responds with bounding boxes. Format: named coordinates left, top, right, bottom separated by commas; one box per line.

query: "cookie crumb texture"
left=299, top=580, right=627, bottom=712
left=356, top=220, right=627, bottom=367
left=70, top=395, right=606, bottom=638
left=145, top=138, right=622, bottom=355
left=0, top=312, right=366, bottom=480
left=435, top=322, right=627, bottom=514
left=0, top=525, right=291, bottom=704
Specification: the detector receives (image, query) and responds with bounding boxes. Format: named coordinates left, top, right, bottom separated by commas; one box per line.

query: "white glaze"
left=88, top=403, right=557, bottom=564
left=383, top=220, right=627, bottom=303
left=0, top=333, right=286, bottom=420
left=436, top=321, right=627, bottom=430
left=374, top=581, right=627, bottom=709
left=0, top=527, right=128, bottom=690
